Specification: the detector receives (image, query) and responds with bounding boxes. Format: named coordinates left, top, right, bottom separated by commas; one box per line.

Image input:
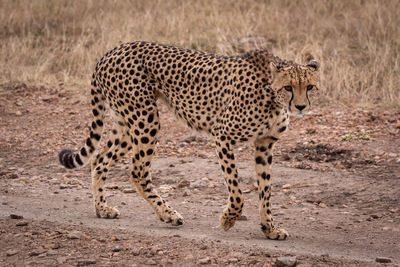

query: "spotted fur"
left=59, top=41, right=319, bottom=239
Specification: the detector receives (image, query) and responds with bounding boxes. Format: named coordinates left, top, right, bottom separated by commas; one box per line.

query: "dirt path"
left=1, top=157, right=399, bottom=266
left=1, top=85, right=399, bottom=266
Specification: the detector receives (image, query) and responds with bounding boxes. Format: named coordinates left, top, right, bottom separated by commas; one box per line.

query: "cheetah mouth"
left=290, top=110, right=311, bottom=119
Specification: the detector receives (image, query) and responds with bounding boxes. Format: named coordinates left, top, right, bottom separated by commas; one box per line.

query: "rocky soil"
left=0, top=84, right=399, bottom=266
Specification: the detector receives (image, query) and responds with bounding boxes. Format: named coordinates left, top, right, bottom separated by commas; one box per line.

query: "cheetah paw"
left=220, top=215, right=237, bottom=231
left=264, top=228, right=289, bottom=240
left=160, top=210, right=184, bottom=226
left=96, top=206, right=120, bottom=219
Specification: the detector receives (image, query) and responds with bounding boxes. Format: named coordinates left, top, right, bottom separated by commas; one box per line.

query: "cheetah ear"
left=306, top=60, right=319, bottom=71
left=269, top=62, right=282, bottom=74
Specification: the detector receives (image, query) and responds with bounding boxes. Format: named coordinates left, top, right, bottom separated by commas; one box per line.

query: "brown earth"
left=0, top=84, right=399, bottom=266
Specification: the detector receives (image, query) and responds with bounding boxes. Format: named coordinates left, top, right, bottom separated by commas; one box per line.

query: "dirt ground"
left=0, top=84, right=399, bottom=266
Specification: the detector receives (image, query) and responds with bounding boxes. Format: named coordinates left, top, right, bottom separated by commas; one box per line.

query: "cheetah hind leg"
left=128, top=108, right=184, bottom=226
left=91, top=124, right=131, bottom=219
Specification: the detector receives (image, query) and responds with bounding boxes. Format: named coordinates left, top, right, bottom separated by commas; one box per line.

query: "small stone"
left=306, top=196, right=321, bottom=204
left=16, top=221, right=28, bottom=226
left=198, top=257, right=211, bottom=264
left=180, top=135, right=197, bottom=143
left=199, top=245, right=207, bottom=250
left=112, top=246, right=122, bottom=252
left=159, top=185, right=173, bottom=193
left=67, top=230, right=84, bottom=240
left=110, top=236, right=119, bottom=241
left=122, top=188, right=135, bottom=193
left=318, top=203, right=327, bottom=208
left=77, top=259, right=97, bottom=265
left=6, top=249, right=19, bottom=256
left=370, top=214, right=380, bottom=219
left=228, top=258, right=238, bottom=263
left=106, top=184, right=119, bottom=189
left=10, top=214, right=24, bottom=219
left=375, top=257, right=392, bottom=263
left=29, top=249, right=47, bottom=256
left=275, top=256, right=297, bottom=267
left=189, top=180, right=206, bottom=189
left=178, top=179, right=190, bottom=188
left=132, top=248, right=141, bottom=256
left=15, top=111, right=22, bottom=116
left=9, top=173, right=19, bottom=179
left=248, top=259, right=259, bottom=265
left=59, top=184, right=68, bottom=189
left=282, top=184, right=291, bottom=190
left=389, top=208, right=398, bottom=213
left=46, top=249, right=58, bottom=255
left=145, top=259, right=157, bottom=265
left=237, top=215, right=248, bottom=221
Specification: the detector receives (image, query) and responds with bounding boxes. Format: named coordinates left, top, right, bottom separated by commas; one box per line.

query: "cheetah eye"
left=307, top=85, right=314, bottom=91
left=283, top=85, right=292, bottom=92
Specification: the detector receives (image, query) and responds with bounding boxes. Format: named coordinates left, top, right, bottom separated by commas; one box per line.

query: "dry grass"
left=1, top=0, right=399, bottom=107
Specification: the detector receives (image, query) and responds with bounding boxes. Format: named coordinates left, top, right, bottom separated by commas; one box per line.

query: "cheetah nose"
left=295, top=105, right=306, bottom=111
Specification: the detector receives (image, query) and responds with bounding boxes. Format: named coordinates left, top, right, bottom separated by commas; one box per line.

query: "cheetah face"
left=270, top=60, right=319, bottom=115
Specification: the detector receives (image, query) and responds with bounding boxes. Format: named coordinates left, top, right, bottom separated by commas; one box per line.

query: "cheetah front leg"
left=214, top=134, right=244, bottom=231
left=254, top=138, right=288, bottom=240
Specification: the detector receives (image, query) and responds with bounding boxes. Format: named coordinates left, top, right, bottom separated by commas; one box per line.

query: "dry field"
left=1, top=0, right=399, bottom=107
left=1, top=1, right=400, bottom=266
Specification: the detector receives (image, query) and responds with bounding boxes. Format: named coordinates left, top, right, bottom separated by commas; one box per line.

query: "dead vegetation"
left=0, top=0, right=399, bottom=107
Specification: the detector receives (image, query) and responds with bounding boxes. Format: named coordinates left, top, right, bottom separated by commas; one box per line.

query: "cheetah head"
left=270, top=60, right=319, bottom=115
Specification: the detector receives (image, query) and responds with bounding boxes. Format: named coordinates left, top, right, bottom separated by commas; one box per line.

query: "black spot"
left=86, top=138, right=94, bottom=149
left=80, top=147, right=88, bottom=156
left=75, top=154, right=83, bottom=165
left=148, top=114, right=154, bottom=123
left=259, top=146, right=267, bottom=152
left=141, top=137, right=149, bottom=144
left=150, top=129, right=157, bottom=137
left=255, top=156, right=266, bottom=165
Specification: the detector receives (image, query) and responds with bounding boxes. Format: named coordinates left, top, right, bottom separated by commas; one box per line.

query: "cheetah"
left=59, top=41, right=319, bottom=240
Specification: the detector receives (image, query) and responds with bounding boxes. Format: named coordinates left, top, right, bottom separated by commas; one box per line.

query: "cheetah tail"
left=58, top=78, right=105, bottom=169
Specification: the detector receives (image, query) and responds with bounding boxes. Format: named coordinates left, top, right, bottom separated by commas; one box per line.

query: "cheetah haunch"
left=59, top=41, right=319, bottom=240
